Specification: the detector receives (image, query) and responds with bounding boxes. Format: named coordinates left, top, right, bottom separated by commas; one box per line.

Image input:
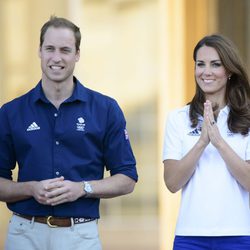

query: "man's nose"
left=51, top=51, right=62, bottom=62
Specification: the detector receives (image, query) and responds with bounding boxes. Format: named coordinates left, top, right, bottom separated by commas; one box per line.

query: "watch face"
left=84, top=182, right=93, bottom=193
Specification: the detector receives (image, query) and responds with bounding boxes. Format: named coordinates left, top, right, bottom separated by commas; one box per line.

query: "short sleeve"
left=162, top=109, right=184, bottom=161
left=246, top=131, right=250, bottom=160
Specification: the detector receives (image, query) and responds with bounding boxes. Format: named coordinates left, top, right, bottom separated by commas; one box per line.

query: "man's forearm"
left=0, top=177, right=34, bottom=203
left=87, top=174, right=136, bottom=199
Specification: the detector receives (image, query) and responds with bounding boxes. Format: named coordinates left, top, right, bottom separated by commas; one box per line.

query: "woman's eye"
left=196, top=62, right=205, bottom=67
left=212, top=62, right=221, bottom=67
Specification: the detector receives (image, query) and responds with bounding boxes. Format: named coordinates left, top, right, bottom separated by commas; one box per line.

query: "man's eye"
left=62, top=48, right=71, bottom=53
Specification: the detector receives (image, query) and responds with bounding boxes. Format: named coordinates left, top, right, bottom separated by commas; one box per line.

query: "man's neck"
left=41, top=78, right=75, bottom=109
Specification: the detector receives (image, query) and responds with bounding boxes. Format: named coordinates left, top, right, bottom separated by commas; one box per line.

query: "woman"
left=163, top=34, right=250, bottom=250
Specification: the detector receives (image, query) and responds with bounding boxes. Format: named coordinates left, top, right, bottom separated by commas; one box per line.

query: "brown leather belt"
left=14, top=213, right=95, bottom=228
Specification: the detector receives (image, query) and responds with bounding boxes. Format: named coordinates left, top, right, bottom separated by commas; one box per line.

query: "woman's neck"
left=205, top=95, right=226, bottom=111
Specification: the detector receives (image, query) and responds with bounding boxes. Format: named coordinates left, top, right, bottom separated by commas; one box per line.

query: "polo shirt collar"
left=31, top=76, right=88, bottom=104
left=220, top=105, right=229, bottom=115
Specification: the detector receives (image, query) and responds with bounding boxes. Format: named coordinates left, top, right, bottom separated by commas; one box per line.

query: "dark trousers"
left=173, top=235, right=250, bottom=250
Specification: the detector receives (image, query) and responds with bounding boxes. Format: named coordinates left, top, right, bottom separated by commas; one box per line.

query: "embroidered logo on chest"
left=76, top=117, right=85, bottom=131
left=27, top=122, right=41, bottom=131
left=227, top=130, right=234, bottom=137
left=188, top=127, right=201, bottom=136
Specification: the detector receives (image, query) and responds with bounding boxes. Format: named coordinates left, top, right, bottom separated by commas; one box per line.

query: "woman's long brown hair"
left=189, top=34, right=250, bottom=135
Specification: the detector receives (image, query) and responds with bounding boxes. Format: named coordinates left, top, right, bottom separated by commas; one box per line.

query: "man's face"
left=39, top=27, right=80, bottom=84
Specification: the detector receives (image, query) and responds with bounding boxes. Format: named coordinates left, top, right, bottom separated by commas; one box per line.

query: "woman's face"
left=195, top=45, right=229, bottom=100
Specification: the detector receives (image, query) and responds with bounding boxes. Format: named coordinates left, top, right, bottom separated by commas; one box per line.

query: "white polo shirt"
left=163, top=105, right=250, bottom=236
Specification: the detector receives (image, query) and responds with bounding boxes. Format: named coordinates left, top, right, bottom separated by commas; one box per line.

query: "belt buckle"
left=47, top=216, right=58, bottom=228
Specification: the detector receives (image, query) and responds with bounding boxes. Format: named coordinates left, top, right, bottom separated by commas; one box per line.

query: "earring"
left=228, top=75, right=231, bottom=80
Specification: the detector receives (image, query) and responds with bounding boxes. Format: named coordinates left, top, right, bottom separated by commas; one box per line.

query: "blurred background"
left=0, top=0, right=250, bottom=249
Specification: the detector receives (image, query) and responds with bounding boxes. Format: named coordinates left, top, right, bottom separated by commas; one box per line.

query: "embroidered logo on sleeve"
left=124, top=129, right=129, bottom=140
left=27, top=122, right=41, bottom=131
left=76, top=117, right=86, bottom=131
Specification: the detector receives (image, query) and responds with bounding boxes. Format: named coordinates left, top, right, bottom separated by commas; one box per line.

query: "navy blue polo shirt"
left=0, top=77, right=137, bottom=218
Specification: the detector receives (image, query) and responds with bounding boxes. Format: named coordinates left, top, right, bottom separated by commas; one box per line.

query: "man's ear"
left=75, top=49, right=80, bottom=62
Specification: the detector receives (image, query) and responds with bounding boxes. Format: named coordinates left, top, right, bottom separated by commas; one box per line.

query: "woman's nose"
left=203, top=66, right=212, bottom=75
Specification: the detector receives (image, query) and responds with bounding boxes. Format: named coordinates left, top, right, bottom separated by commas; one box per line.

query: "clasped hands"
left=200, top=100, right=223, bottom=148
left=32, top=176, right=83, bottom=206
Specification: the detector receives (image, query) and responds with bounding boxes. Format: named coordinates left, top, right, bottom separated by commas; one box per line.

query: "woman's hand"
left=198, top=101, right=210, bottom=147
left=204, top=100, right=224, bottom=148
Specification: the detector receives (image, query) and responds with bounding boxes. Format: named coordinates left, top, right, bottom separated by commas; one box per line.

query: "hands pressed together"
left=32, top=176, right=84, bottom=206
left=199, top=100, right=224, bottom=148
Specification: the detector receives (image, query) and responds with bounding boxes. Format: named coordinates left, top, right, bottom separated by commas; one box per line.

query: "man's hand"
left=31, top=176, right=65, bottom=205
left=44, top=179, right=84, bottom=206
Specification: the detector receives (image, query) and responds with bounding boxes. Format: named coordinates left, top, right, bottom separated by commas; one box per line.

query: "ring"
left=211, top=121, right=216, bottom=125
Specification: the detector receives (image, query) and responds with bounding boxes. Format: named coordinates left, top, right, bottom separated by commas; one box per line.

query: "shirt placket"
left=53, top=110, right=62, bottom=178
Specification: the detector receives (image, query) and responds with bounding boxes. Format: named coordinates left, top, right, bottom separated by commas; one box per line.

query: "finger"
left=205, top=100, right=215, bottom=125
left=204, top=102, right=210, bottom=125
left=210, top=120, right=216, bottom=126
left=46, top=176, right=64, bottom=184
left=45, top=178, right=65, bottom=191
left=51, top=197, right=68, bottom=206
left=45, top=185, right=66, bottom=198
left=46, top=193, right=68, bottom=206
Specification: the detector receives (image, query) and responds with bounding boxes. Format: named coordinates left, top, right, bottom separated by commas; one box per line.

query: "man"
left=0, top=16, right=138, bottom=250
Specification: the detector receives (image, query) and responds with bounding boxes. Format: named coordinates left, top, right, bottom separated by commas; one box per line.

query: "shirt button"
left=55, top=141, right=59, bottom=145
left=54, top=113, right=58, bottom=117
left=55, top=171, right=60, bottom=176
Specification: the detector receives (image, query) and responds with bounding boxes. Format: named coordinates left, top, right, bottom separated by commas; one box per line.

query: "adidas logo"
left=227, top=130, right=234, bottom=137
left=188, top=127, right=201, bottom=136
left=27, top=122, right=40, bottom=131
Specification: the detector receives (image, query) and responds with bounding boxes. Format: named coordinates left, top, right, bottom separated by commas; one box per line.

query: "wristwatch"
left=83, top=181, right=93, bottom=197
